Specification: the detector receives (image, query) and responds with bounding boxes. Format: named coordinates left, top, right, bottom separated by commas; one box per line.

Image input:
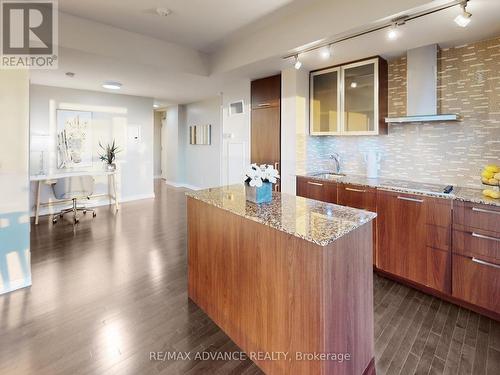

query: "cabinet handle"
left=472, top=232, right=500, bottom=243
left=472, top=257, right=500, bottom=270
left=345, top=187, right=366, bottom=193
left=472, top=207, right=500, bottom=215
left=397, top=196, right=424, bottom=203
left=257, top=103, right=271, bottom=107
left=307, top=181, right=323, bottom=187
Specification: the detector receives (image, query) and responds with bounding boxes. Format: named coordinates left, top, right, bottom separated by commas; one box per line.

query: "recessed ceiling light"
left=156, top=7, right=172, bottom=17
left=102, top=81, right=122, bottom=90
left=153, top=104, right=159, bottom=108
left=294, top=55, right=302, bottom=70
left=65, top=72, right=75, bottom=77
left=350, top=82, right=358, bottom=88
left=454, top=1, right=471, bottom=27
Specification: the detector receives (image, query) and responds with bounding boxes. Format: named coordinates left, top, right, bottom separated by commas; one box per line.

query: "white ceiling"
left=58, top=0, right=311, bottom=53
left=31, top=0, right=500, bottom=105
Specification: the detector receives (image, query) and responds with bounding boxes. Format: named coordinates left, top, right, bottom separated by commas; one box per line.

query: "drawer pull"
left=257, top=103, right=271, bottom=107
left=472, top=257, right=500, bottom=270
left=345, top=187, right=366, bottom=193
left=397, top=196, right=424, bottom=203
left=472, top=207, right=500, bottom=215
left=472, top=232, right=500, bottom=243
left=307, top=181, right=323, bottom=187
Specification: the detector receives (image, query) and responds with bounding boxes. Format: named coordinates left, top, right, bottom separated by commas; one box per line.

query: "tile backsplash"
left=297, top=36, right=500, bottom=188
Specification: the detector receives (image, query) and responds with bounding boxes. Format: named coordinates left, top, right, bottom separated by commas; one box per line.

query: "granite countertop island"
left=186, top=185, right=376, bottom=375
left=186, top=184, right=377, bottom=246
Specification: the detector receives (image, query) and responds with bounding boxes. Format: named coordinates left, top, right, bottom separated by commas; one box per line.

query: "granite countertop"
left=186, top=185, right=377, bottom=247
left=299, top=172, right=500, bottom=207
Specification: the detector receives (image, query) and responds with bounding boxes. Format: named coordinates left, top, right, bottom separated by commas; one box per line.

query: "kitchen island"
left=186, top=185, right=377, bottom=375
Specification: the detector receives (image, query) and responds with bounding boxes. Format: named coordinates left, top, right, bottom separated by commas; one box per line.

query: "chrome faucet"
left=329, top=152, right=341, bottom=174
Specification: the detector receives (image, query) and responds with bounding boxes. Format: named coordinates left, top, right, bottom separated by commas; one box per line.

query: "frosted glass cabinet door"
left=310, top=68, right=340, bottom=134
left=343, top=60, right=377, bottom=133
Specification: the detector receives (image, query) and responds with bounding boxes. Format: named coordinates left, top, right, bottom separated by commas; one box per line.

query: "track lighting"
left=387, top=23, right=399, bottom=40
left=282, top=1, right=471, bottom=62
left=454, top=1, right=471, bottom=27
left=320, top=45, right=333, bottom=59
left=294, top=55, right=302, bottom=70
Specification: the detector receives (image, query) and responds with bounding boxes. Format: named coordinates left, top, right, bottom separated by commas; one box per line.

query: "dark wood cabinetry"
left=251, top=75, right=281, bottom=190
left=452, top=201, right=500, bottom=315
left=251, top=74, right=281, bottom=109
left=296, top=176, right=337, bottom=204
left=376, top=190, right=452, bottom=294
left=338, top=183, right=377, bottom=263
left=296, top=177, right=499, bottom=320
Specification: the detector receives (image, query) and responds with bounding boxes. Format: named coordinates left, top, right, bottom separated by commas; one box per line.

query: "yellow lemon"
left=481, top=170, right=494, bottom=179
left=485, top=165, right=500, bottom=173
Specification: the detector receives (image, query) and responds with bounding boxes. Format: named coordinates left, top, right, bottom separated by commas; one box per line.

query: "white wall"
left=0, top=70, right=31, bottom=295
left=162, top=97, right=223, bottom=190
left=183, top=97, right=222, bottom=189
left=221, top=80, right=251, bottom=185
left=162, top=105, right=181, bottom=184
left=29, top=85, right=154, bottom=214
left=281, top=68, right=309, bottom=194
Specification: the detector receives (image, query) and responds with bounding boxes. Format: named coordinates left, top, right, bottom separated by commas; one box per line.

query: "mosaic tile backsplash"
left=298, top=36, right=500, bottom=188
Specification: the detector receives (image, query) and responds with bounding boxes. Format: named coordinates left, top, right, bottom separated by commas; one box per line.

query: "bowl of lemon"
left=481, top=164, right=500, bottom=199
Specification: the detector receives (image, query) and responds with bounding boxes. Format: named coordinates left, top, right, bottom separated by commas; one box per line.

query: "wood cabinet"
left=251, top=74, right=281, bottom=109
left=376, top=190, right=452, bottom=293
left=310, top=57, right=388, bottom=136
left=251, top=75, right=281, bottom=191
left=452, top=201, right=500, bottom=315
left=338, top=183, right=377, bottom=264
left=452, top=254, right=500, bottom=313
left=296, top=176, right=337, bottom=204
left=296, top=178, right=499, bottom=319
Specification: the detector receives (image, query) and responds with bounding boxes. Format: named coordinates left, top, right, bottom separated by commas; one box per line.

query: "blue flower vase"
left=245, top=181, right=272, bottom=204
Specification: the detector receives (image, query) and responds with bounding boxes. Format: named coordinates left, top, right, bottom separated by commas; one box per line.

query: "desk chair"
left=52, top=176, right=97, bottom=224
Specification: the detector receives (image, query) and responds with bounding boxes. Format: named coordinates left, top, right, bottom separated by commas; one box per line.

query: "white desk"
left=30, top=169, right=119, bottom=224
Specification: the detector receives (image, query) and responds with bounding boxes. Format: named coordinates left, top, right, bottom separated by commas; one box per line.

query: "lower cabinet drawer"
left=452, top=254, right=500, bottom=313
left=453, top=229, right=500, bottom=263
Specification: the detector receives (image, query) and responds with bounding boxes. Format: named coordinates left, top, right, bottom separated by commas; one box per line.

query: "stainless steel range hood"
left=385, top=44, right=459, bottom=124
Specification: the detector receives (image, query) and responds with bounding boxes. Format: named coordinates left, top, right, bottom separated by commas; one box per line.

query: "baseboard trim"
left=164, top=180, right=203, bottom=191
left=31, top=193, right=155, bottom=217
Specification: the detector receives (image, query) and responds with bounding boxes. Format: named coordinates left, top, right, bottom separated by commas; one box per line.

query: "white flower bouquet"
left=243, top=164, right=280, bottom=203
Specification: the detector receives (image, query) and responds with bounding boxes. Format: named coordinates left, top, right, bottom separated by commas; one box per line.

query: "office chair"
left=52, top=176, right=97, bottom=224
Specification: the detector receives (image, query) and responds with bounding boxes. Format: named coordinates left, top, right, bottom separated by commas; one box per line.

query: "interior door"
left=160, top=117, right=168, bottom=180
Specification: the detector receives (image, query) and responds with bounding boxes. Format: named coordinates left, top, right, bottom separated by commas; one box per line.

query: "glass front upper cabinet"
left=310, top=57, right=387, bottom=136
left=310, top=67, right=340, bottom=135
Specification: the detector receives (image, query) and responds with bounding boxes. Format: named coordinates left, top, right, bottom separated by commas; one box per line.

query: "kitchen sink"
left=311, top=172, right=346, bottom=180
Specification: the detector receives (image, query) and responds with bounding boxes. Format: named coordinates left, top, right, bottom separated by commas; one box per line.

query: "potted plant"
left=99, top=140, right=120, bottom=171
left=243, top=164, right=280, bottom=204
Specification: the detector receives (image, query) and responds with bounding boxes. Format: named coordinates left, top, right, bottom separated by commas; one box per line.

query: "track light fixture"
left=454, top=0, right=471, bottom=27
left=294, top=55, right=302, bottom=70
left=387, top=24, right=399, bottom=40
left=282, top=0, right=472, bottom=63
left=320, top=44, right=333, bottom=59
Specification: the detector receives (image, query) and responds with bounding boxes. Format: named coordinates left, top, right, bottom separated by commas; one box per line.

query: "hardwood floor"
left=0, top=180, right=498, bottom=375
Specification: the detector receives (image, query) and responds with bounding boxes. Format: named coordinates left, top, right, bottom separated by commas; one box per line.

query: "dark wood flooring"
left=0, top=180, right=498, bottom=375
